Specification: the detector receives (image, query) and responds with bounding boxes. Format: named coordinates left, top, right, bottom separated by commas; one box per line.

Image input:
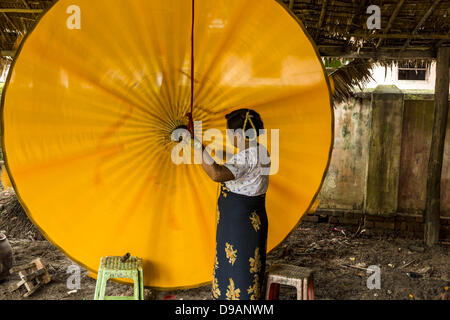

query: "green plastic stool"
left=94, top=256, right=144, bottom=300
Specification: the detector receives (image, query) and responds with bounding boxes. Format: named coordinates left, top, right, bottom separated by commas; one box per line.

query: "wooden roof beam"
left=435, top=31, right=450, bottom=49
left=376, top=0, right=405, bottom=48
left=354, top=33, right=449, bottom=40
left=319, top=45, right=436, bottom=59
left=0, top=9, right=43, bottom=14
left=2, top=46, right=438, bottom=60
left=0, top=29, right=7, bottom=44
left=314, top=0, right=328, bottom=41
left=346, top=0, right=368, bottom=34
left=401, top=0, right=442, bottom=52
left=21, top=0, right=31, bottom=10
left=288, top=0, right=307, bottom=30
left=2, top=12, right=20, bottom=34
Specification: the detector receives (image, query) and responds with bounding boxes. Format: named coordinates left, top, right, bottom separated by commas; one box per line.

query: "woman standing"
left=194, top=109, right=270, bottom=300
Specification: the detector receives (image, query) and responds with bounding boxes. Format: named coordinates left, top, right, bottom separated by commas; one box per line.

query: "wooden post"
left=365, top=85, right=404, bottom=216
left=424, top=47, right=450, bottom=246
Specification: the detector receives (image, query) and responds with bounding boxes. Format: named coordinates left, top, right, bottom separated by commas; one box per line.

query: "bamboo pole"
left=376, top=0, right=405, bottom=48
left=0, top=9, right=43, bottom=13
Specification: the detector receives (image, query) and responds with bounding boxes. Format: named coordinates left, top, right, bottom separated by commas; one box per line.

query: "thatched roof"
left=0, top=1, right=51, bottom=55
left=0, top=0, right=448, bottom=102
left=286, top=0, right=450, bottom=59
left=1, top=0, right=448, bottom=59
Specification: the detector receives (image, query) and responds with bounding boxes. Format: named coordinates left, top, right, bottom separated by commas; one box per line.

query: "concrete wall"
left=318, top=89, right=450, bottom=218
left=318, top=98, right=370, bottom=211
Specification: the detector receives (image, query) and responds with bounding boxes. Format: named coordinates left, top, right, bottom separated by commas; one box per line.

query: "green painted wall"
left=318, top=98, right=370, bottom=211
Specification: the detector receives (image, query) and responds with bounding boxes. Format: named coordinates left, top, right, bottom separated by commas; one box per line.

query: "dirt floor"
left=0, top=189, right=448, bottom=300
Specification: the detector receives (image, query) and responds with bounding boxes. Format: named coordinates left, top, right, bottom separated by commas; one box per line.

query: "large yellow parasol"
left=1, top=0, right=333, bottom=289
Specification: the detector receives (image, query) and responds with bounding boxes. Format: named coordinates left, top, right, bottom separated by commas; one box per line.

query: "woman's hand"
left=195, top=137, right=235, bottom=183
left=201, top=157, right=235, bottom=183
left=173, top=127, right=234, bottom=183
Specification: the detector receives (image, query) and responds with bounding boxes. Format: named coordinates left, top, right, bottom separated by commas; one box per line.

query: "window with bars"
left=397, top=61, right=428, bottom=81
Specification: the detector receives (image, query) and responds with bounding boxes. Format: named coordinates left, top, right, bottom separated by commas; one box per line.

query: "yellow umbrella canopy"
left=1, top=0, right=333, bottom=289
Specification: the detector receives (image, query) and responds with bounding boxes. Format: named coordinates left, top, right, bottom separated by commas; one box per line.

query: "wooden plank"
left=398, top=100, right=434, bottom=214
left=23, top=282, right=41, bottom=298
left=8, top=279, right=25, bottom=292
left=9, top=261, right=37, bottom=273
left=424, top=47, right=450, bottom=246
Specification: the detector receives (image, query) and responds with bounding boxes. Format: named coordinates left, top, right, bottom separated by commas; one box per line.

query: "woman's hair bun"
left=225, top=109, right=264, bottom=136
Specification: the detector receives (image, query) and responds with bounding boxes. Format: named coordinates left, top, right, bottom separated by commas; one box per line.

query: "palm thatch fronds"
left=0, top=57, right=11, bottom=82
left=328, top=58, right=433, bottom=103
left=330, top=59, right=375, bottom=103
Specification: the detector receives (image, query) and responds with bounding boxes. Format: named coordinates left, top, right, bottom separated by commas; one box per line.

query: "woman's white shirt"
left=223, top=145, right=270, bottom=197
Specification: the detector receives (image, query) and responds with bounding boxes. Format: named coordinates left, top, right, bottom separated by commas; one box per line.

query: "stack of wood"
left=8, top=258, right=51, bottom=297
